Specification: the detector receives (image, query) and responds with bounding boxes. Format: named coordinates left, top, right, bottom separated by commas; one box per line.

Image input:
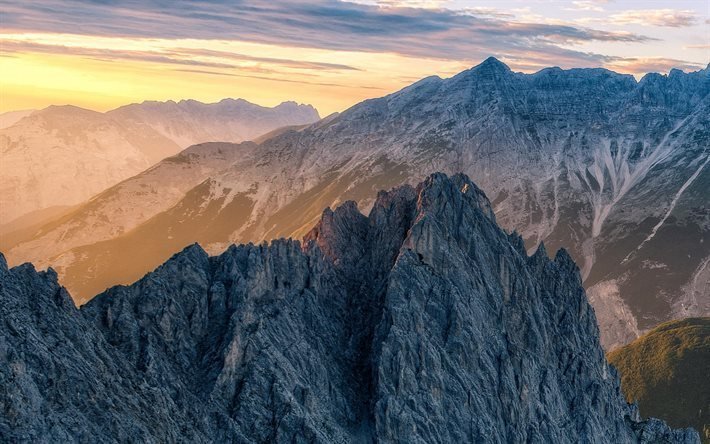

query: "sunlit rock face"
left=0, top=174, right=699, bottom=442
left=5, top=60, right=709, bottom=348
left=0, top=99, right=319, bottom=227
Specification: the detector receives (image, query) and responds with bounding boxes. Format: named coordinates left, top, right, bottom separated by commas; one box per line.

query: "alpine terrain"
left=608, top=318, right=710, bottom=442
left=0, top=173, right=700, bottom=442
left=0, top=99, right=319, bottom=227
left=4, top=58, right=709, bottom=349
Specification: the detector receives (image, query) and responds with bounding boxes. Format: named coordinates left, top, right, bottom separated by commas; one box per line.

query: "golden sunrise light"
left=0, top=32, right=472, bottom=114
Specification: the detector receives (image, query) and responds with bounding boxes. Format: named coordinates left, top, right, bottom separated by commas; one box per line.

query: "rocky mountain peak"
left=31, top=104, right=104, bottom=123
left=276, top=100, right=317, bottom=111
left=416, top=172, right=496, bottom=220
left=0, top=173, right=699, bottom=442
left=476, top=56, right=511, bottom=73
left=454, top=56, right=513, bottom=85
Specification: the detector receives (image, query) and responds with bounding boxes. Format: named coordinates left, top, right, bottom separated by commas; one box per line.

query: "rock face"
left=0, top=99, right=319, bottom=226
left=0, top=174, right=699, bottom=442
left=6, top=59, right=706, bottom=349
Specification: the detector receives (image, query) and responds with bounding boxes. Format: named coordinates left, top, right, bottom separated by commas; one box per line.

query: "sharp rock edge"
left=0, top=173, right=699, bottom=443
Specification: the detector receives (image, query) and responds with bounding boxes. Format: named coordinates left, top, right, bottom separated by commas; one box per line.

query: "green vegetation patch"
left=608, top=317, right=710, bottom=442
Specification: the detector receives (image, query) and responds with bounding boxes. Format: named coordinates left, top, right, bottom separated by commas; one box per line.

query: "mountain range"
left=0, top=173, right=699, bottom=442
left=3, top=58, right=708, bottom=349
left=0, top=99, right=319, bottom=227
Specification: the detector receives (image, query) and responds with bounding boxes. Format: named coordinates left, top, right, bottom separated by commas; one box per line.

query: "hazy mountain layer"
left=0, top=174, right=699, bottom=442
left=608, top=318, right=710, bottom=442
left=108, top=99, right=319, bottom=148
left=0, top=100, right=319, bottom=226
left=0, top=105, right=180, bottom=225
left=5, top=59, right=709, bottom=349
left=1, top=142, right=258, bottom=285
left=0, top=109, right=34, bottom=130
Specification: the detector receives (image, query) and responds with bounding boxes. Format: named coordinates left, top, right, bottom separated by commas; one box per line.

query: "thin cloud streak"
left=0, top=39, right=361, bottom=73
left=569, top=1, right=607, bottom=13
left=173, top=68, right=386, bottom=90
left=0, top=40, right=232, bottom=69
left=609, top=9, right=698, bottom=28
left=168, top=47, right=361, bottom=71
left=604, top=57, right=706, bottom=75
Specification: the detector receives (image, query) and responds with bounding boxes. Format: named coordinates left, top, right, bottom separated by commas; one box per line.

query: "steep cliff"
left=0, top=174, right=699, bottom=442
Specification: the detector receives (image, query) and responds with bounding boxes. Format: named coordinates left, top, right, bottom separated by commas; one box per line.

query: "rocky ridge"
left=0, top=174, right=699, bottom=442
left=6, top=59, right=707, bottom=349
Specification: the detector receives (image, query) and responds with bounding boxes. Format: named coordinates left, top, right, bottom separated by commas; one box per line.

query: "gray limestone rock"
left=0, top=173, right=699, bottom=443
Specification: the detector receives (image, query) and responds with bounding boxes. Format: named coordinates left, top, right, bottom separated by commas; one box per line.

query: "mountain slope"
left=0, top=99, right=319, bottom=227
left=6, top=60, right=709, bottom=348
left=0, top=173, right=699, bottom=442
left=0, top=105, right=182, bottom=225
left=2, top=142, right=258, bottom=288
left=0, top=109, right=34, bottom=129
left=608, top=318, right=710, bottom=442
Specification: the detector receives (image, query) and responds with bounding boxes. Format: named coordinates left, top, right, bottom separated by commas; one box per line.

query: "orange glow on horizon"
left=0, top=33, right=470, bottom=115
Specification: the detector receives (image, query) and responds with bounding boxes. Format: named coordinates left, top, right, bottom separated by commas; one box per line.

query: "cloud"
left=610, top=9, right=698, bottom=27
left=173, top=68, right=385, bottom=89
left=0, top=39, right=361, bottom=74
left=168, top=48, right=361, bottom=71
left=0, top=40, right=238, bottom=69
left=462, top=7, right=514, bottom=19
left=0, top=0, right=653, bottom=69
left=604, top=57, right=705, bottom=75
left=569, top=1, right=607, bottom=12
left=371, top=0, right=450, bottom=8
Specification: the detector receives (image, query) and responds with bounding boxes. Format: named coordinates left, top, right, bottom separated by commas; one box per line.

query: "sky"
left=0, top=0, right=708, bottom=115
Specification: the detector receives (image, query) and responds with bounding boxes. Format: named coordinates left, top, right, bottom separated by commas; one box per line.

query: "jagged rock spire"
left=0, top=173, right=699, bottom=443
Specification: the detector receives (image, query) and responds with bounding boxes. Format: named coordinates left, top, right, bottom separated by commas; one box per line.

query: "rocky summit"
left=0, top=173, right=699, bottom=443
